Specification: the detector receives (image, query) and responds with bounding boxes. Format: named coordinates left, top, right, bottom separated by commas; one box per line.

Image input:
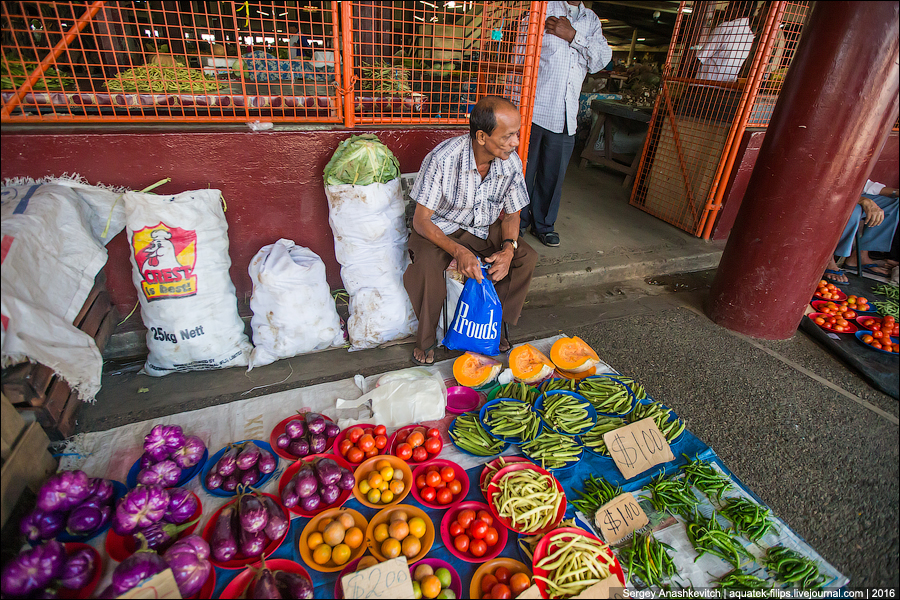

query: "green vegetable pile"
left=628, top=401, right=686, bottom=442
left=571, top=474, right=621, bottom=517
left=105, top=64, right=221, bottom=93
left=763, top=546, right=827, bottom=589
left=483, top=400, right=541, bottom=443
left=1, top=55, right=74, bottom=91
left=521, top=432, right=582, bottom=470
left=579, top=416, right=627, bottom=456
left=686, top=511, right=753, bottom=568
left=359, top=60, right=411, bottom=94
left=619, top=531, right=677, bottom=588
left=646, top=473, right=699, bottom=518
left=538, top=378, right=577, bottom=393
left=449, top=412, right=505, bottom=456
left=614, top=374, right=648, bottom=400
left=538, top=393, right=594, bottom=435
left=716, top=569, right=773, bottom=592
left=323, top=134, right=400, bottom=186
left=578, top=377, right=633, bottom=415
left=681, top=455, right=733, bottom=503
left=492, top=382, right=540, bottom=404
left=720, top=497, right=777, bottom=542
left=871, top=283, right=899, bottom=319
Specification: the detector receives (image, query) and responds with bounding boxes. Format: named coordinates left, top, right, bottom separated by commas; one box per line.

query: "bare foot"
left=823, top=258, right=848, bottom=284
left=499, top=338, right=511, bottom=353
left=412, top=347, right=435, bottom=365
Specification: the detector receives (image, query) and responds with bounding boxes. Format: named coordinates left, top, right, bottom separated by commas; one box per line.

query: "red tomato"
left=412, top=446, right=429, bottom=462
left=469, top=519, right=488, bottom=539
left=374, top=424, right=387, bottom=436
left=396, top=429, right=409, bottom=444
left=447, top=479, right=462, bottom=495
left=415, top=475, right=427, bottom=489
left=457, top=509, right=476, bottom=529
left=358, top=434, right=375, bottom=452
left=347, top=447, right=365, bottom=463
left=421, top=486, right=437, bottom=502
left=449, top=521, right=464, bottom=537
left=374, top=435, right=388, bottom=450
left=427, top=427, right=441, bottom=439
left=396, top=443, right=413, bottom=461
left=339, top=439, right=353, bottom=456
left=364, top=447, right=378, bottom=458
left=435, top=480, right=447, bottom=489
left=477, top=510, right=494, bottom=527
left=470, top=539, right=488, bottom=558
left=814, top=317, right=826, bottom=325
left=348, top=427, right=364, bottom=443
left=426, top=465, right=441, bottom=474
left=491, top=583, right=512, bottom=599
left=842, top=310, right=857, bottom=319
left=454, top=534, right=470, bottom=553
left=436, top=487, right=453, bottom=505
left=425, top=471, right=442, bottom=488
left=862, top=335, right=874, bottom=343
left=481, top=574, right=499, bottom=594
left=424, top=437, right=442, bottom=455
left=483, top=526, right=499, bottom=547
left=440, top=466, right=455, bottom=482
left=494, top=567, right=511, bottom=585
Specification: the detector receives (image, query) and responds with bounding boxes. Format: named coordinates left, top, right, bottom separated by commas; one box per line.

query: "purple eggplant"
left=66, top=503, right=110, bottom=537
left=238, top=493, right=268, bottom=533
left=239, top=526, right=267, bottom=558
left=305, top=413, right=326, bottom=435
left=221, top=474, right=240, bottom=493
left=110, top=543, right=168, bottom=596
left=288, top=438, right=310, bottom=458
left=236, top=443, right=262, bottom=471
left=36, top=470, right=92, bottom=513
left=320, top=484, right=341, bottom=506
left=137, top=517, right=199, bottom=552
left=324, top=422, right=341, bottom=439
left=299, top=492, right=321, bottom=513
left=216, top=445, right=242, bottom=477
left=144, top=424, right=186, bottom=462
left=139, top=453, right=157, bottom=470
left=250, top=560, right=283, bottom=599
left=337, top=470, right=356, bottom=491
left=313, top=458, right=342, bottom=486
left=113, top=485, right=169, bottom=535
left=137, top=459, right=181, bottom=487
left=163, top=545, right=211, bottom=598
left=258, top=449, right=277, bottom=475
left=171, top=435, right=206, bottom=470
left=205, top=469, right=223, bottom=490
left=285, top=419, right=306, bottom=439
left=308, top=433, right=327, bottom=454
left=240, top=466, right=262, bottom=488
left=275, top=433, right=291, bottom=450
left=260, top=495, right=289, bottom=541
left=274, top=570, right=314, bottom=599
left=58, top=547, right=96, bottom=590
left=165, top=534, right=210, bottom=562
left=20, top=509, right=66, bottom=543
left=0, top=540, right=66, bottom=597
left=280, top=478, right=299, bottom=509
left=209, top=505, right=238, bottom=562
left=164, top=488, right=199, bottom=524
left=292, top=464, right=318, bottom=499
left=86, top=478, right=115, bottom=504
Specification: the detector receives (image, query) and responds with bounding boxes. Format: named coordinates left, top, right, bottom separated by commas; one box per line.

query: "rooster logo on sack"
left=132, top=223, right=198, bottom=301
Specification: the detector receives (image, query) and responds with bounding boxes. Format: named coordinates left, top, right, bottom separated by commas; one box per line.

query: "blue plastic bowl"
left=534, top=390, right=597, bottom=436
left=448, top=414, right=511, bottom=458
left=201, top=440, right=279, bottom=497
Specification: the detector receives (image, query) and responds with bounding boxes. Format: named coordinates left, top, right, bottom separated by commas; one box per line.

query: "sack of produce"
left=323, top=134, right=417, bottom=349
left=247, top=239, right=344, bottom=370
left=123, top=188, right=251, bottom=376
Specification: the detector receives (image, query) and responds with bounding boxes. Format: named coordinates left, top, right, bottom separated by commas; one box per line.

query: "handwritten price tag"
left=594, top=492, right=649, bottom=545
left=572, top=575, right=626, bottom=599
left=116, top=569, right=182, bottom=599
left=341, top=557, right=415, bottom=599
left=603, top=417, right=674, bottom=479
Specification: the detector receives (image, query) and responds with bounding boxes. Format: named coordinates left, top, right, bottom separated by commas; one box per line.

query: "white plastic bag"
left=248, top=239, right=345, bottom=369
left=325, top=178, right=417, bottom=349
left=335, top=367, right=446, bottom=429
left=123, top=188, right=251, bottom=376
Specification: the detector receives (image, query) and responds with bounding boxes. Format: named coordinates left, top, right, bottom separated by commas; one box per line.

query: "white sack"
left=325, top=178, right=417, bottom=349
left=248, top=239, right=345, bottom=370
left=1, top=177, right=126, bottom=401
left=123, top=189, right=251, bottom=376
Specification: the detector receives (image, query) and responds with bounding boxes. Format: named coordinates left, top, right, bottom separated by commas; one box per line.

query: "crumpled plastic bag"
left=335, top=367, right=446, bottom=429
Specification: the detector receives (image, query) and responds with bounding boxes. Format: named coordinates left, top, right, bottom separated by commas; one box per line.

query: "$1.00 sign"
left=602, top=417, right=674, bottom=479
left=594, top=492, right=648, bottom=545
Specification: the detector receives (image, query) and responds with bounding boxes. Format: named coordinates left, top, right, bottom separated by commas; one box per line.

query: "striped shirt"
left=411, top=135, right=529, bottom=240
left=532, top=1, right=612, bottom=135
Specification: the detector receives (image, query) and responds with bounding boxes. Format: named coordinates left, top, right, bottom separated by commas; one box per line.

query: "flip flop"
left=411, top=343, right=437, bottom=366
left=861, top=263, right=891, bottom=277
left=823, top=268, right=849, bottom=285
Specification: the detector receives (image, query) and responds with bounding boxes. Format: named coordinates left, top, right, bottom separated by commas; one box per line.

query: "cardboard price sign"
left=572, top=575, right=626, bottom=599
left=603, top=417, right=674, bottom=479
left=594, top=492, right=649, bottom=545
left=341, top=557, right=415, bottom=599
left=116, top=569, right=182, bottom=599
left=516, top=584, right=544, bottom=599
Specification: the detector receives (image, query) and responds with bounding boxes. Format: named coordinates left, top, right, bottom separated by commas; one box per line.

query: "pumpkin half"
left=509, top=344, right=554, bottom=384
left=453, top=352, right=501, bottom=388
left=550, top=336, right=600, bottom=373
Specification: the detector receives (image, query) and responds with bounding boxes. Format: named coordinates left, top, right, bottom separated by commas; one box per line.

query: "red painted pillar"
left=706, top=1, right=899, bottom=339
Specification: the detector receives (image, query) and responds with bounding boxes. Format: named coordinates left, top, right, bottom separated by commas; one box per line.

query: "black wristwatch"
left=502, top=238, right=518, bottom=252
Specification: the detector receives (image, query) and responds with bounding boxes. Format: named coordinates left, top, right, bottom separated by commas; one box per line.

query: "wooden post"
left=627, top=28, right=637, bottom=66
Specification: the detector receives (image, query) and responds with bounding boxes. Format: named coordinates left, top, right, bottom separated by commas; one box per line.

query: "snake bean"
left=612, top=375, right=649, bottom=401
left=106, top=64, right=222, bottom=93
left=492, top=468, right=562, bottom=533
left=763, top=546, right=827, bottom=590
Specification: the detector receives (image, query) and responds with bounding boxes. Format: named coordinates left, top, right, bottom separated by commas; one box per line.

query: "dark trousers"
left=522, top=122, right=576, bottom=234
left=403, top=221, right=538, bottom=351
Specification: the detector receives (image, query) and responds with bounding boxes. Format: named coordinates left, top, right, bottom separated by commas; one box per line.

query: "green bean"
left=539, top=377, right=578, bottom=393
left=618, top=531, right=677, bottom=588
left=578, top=377, right=634, bottom=415
left=628, top=402, right=686, bottom=442
left=872, top=283, right=899, bottom=300
left=492, top=468, right=562, bottom=533
left=612, top=375, right=649, bottom=401
left=106, top=64, right=221, bottom=93
left=646, top=473, right=699, bottom=518
left=492, top=382, right=540, bottom=404
left=763, top=546, right=827, bottom=590
left=720, top=497, right=777, bottom=542
left=533, top=530, right=615, bottom=599
left=449, top=412, right=506, bottom=456
left=686, top=511, right=753, bottom=568
left=578, top=416, right=627, bottom=456
left=681, top=455, right=734, bottom=503
left=570, top=475, right=621, bottom=517
left=521, top=432, right=582, bottom=470
left=538, top=393, right=594, bottom=435
left=716, top=569, right=773, bottom=592
left=483, top=400, right=541, bottom=442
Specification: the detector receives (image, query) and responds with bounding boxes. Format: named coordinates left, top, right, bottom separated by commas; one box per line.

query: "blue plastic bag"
left=442, top=266, right=502, bottom=355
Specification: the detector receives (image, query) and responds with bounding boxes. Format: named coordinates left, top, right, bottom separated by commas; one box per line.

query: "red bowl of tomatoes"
left=389, top=424, right=443, bottom=466
left=440, top=501, right=508, bottom=563
left=808, top=312, right=858, bottom=334
left=813, top=281, right=848, bottom=302
left=856, top=315, right=899, bottom=337
left=333, top=424, right=389, bottom=466
left=411, top=459, right=469, bottom=509
left=810, top=300, right=862, bottom=320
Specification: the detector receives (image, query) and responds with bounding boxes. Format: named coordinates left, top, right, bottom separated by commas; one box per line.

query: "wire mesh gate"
left=629, top=1, right=811, bottom=239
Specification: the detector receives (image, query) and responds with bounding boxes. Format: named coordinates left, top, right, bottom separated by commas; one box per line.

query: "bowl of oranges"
left=365, top=505, right=435, bottom=563
left=411, top=460, right=469, bottom=509
left=297, top=507, right=368, bottom=572
left=410, top=559, right=461, bottom=600
left=352, top=456, right=413, bottom=508
left=470, top=558, right=533, bottom=599
left=334, top=424, right=389, bottom=466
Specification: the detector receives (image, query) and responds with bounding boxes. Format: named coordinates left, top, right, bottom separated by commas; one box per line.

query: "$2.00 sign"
left=603, top=417, right=674, bottom=479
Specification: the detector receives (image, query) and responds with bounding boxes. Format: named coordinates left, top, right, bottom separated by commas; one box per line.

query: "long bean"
left=106, top=64, right=221, bottom=93
left=763, top=546, right=827, bottom=590
left=618, top=531, right=677, bottom=588
left=720, top=497, right=777, bottom=542
left=681, top=455, right=734, bottom=503
left=533, top=530, right=614, bottom=599
left=492, top=468, right=562, bottom=533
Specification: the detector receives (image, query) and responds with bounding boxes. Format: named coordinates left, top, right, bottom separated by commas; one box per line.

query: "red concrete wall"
left=1, top=126, right=465, bottom=316
left=712, top=130, right=899, bottom=241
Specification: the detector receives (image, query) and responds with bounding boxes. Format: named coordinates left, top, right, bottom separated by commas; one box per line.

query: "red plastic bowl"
left=486, top=463, right=566, bottom=535
left=410, top=558, right=462, bottom=598
left=269, top=413, right=337, bottom=461
left=813, top=288, right=847, bottom=302
left=440, top=501, right=508, bottom=563
left=807, top=312, right=858, bottom=334
left=219, top=559, right=313, bottom=599
left=478, top=456, right=531, bottom=497
left=410, top=459, right=469, bottom=510
left=201, top=492, right=290, bottom=569
left=532, top=527, right=625, bottom=597
left=105, top=490, right=203, bottom=562
left=57, top=543, right=102, bottom=600
left=332, top=423, right=386, bottom=466
left=277, top=453, right=353, bottom=517
left=388, top=424, right=442, bottom=467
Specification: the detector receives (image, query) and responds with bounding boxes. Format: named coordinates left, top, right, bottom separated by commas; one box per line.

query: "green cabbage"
left=323, top=134, right=401, bottom=186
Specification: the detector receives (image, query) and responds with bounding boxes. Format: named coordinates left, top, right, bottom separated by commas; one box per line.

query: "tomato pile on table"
left=337, top=424, right=389, bottom=464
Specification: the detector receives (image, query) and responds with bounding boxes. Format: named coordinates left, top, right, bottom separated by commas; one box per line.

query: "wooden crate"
left=1, top=393, right=57, bottom=530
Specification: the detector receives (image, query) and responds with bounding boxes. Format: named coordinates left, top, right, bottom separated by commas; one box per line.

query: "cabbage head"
left=323, top=134, right=401, bottom=186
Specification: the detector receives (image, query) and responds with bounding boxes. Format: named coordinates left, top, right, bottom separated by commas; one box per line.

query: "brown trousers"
left=403, top=221, right=538, bottom=351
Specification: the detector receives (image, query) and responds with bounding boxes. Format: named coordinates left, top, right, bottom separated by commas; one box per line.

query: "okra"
left=521, top=432, right=582, bottom=470
left=449, top=412, right=507, bottom=456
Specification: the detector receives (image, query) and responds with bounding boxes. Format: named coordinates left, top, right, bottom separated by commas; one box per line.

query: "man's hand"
left=454, top=248, right=484, bottom=283
left=545, top=16, right=577, bottom=43
left=860, top=196, right=885, bottom=227
left=485, top=245, right=514, bottom=282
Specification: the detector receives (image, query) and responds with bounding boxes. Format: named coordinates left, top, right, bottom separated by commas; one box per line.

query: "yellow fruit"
left=323, top=521, right=346, bottom=547
left=380, top=466, right=394, bottom=481
left=381, top=490, right=395, bottom=504
left=317, top=518, right=333, bottom=533
left=421, top=575, right=442, bottom=599
left=412, top=581, right=423, bottom=599
left=408, top=517, right=426, bottom=539
left=358, top=480, right=371, bottom=495
left=306, top=531, right=324, bottom=550
left=381, top=537, right=401, bottom=559
left=392, top=470, right=404, bottom=481
left=367, top=488, right=382, bottom=504
left=337, top=513, right=356, bottom=530
left=312, top=543, right=332, bottom=565
left=401, top=535, right=421, bottom=558
left=390, top=480, right=405, bottom=494
left=390, top=510, right=409, bottom=523
left=357, top=556, right=378, bottom=571
left=332, top=543, right=352, bottom=565
left=378, top=480, right=389, bottom=492
left=373, top=523, right=390, bottom=543
left=388, top=520, right=409, bottom=541
left=375, top=459, right=392, bottom=471
left=368, top=472, right=383, bottom=488
left=344, top=526, right=364, bottom=549
left=414, top=564, right=434, bottom=582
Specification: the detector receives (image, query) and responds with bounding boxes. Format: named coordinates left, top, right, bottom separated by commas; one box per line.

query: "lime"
left=435, top=567, right=452, bottom=589
left=412, top=581, right=423, bottom=599
left=436, top=590, right=457, bottom=599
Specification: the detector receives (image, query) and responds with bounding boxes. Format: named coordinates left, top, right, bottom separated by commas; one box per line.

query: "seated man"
left=404, top=96, right=539, bottom=365
left=823, top=179, right=899, bottom=284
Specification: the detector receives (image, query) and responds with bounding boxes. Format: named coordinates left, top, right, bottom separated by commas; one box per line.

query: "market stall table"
left=579, top=99, right=651, bottom=188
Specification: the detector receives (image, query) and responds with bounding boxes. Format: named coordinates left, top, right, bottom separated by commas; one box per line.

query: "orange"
left=368, top=472, right=384, bottom=488
left=376, top=459, right=392, bottom=471
left=337, top=513, right=355, bottom=530
left=391, top=510, right=409, bottom=522
left=388, top=519, right=410, bottom=541
left=380, top=465, right=395, bottom=481
left=306, top=531, right=324, bottom=550
left=381, top=537, right=402, bottom=559
left=344, top=526, right=364, bottom=549
left=390, top=479, right=405, bottom=495
left=317, top=518, right=333, bottom=533
left=373, top=523, right=390, bottom=543
left=378, top=480, right=389, bottom=492
left=401, top=535, right=421, bottom=559
left=381, top=490, right=395, bottom=504
left=312, top=543, right=332, bottom=565
left=332, top=543, right=352, bottom=565
left=358, top=480, right=372, bottom=495
left=366, top=488, right=382, bottom=504
left=408, top=516, right=426, bottom=539
left=420, top=575, right=442, bottom=599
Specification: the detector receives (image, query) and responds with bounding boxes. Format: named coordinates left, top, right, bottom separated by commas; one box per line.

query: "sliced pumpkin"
left=550, top=336, right=600, bottom=374
left=453, top=352, right=501, bottom=388
left=555, top=365, right=597, bottom=380
left=509, top=344, right=554, bottom=384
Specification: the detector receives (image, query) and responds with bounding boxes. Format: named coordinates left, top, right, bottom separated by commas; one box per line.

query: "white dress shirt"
left=696, top=17, right=754, bottom=83
left=531, top=1, right=612, bottom=136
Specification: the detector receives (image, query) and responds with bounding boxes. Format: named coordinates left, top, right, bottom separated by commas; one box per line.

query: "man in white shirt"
left=696, top=6, right=755, bottom=83
left=522, top=1, right=612, bottom=247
